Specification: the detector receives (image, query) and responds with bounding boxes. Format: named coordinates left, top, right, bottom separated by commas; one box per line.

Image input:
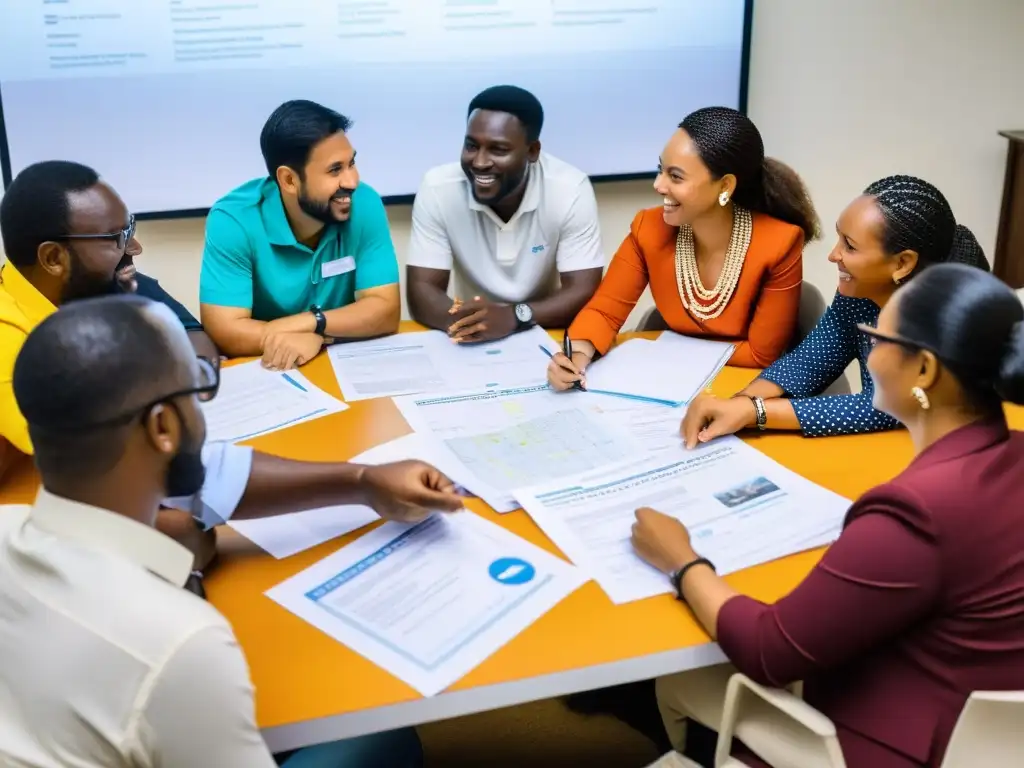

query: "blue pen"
left=538, top=339, right=586, bottom=390
left=562, top=332, right=585, bottom=390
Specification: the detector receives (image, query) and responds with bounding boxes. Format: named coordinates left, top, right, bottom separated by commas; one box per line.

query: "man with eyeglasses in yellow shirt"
left=0, top=160, right=464, bottom=594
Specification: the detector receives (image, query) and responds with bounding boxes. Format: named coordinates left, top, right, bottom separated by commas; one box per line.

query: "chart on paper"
left=445, top=408, right=633, bottom=490
left=394, top=385, right=643, bottom=511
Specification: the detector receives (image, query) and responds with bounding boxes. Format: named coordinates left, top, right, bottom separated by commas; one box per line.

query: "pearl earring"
left=718, top=191, right=730, bottom=207
left=911, top=386, right=930, bottom=410
left=893, top=275, right=902, bottom=286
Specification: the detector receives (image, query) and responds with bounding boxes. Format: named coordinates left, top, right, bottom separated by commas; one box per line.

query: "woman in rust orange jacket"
left=547, top=107, right=820, bottom=387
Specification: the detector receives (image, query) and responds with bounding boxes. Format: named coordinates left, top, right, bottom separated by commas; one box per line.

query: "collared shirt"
left=407, top=152, right=604, bottom=304
left=0, top=264, right=200, bottom=454
left=0, top=263, right=252, bottom=528
left=0, top=489, right=277, bottom=767
left=200, top=177, right=399, bottom=320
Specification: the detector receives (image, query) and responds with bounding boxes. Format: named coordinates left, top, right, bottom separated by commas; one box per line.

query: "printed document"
left=582, top=335, right=734, bottom=406
left=202, top=361, right=347, bottom=443
left=581, top=391, right=685, bottom=454
left=229, top=433, right=474, bottom=558
left=515, top=437, right=850, bottom=604
left=329, top=326, right=558, bottom=401
left=266, top=512, right=586, bottom=696
left=394, top=385, right=642, bottom=512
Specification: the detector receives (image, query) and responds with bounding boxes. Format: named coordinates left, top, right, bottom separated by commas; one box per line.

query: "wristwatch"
left=670, top=557, right=716, bottom=601
left=310, top=304, right=327, bottom=336
left=514, top=303, right=534, bottom=330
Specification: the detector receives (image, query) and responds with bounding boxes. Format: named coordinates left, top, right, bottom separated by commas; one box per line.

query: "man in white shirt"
left=406, top=85, right=604, bottom=343
left=0, top=295, right=457, bottom=766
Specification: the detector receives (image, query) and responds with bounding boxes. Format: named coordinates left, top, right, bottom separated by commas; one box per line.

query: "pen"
left=562, top=333, right=585, bottom=391
left=538, top=343, right=585, bottom=390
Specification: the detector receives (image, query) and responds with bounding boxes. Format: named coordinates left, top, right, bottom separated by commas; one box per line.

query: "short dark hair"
left=13, top=294, right=180, bottom=479
left=679, top=107, right=820, bottom=242
left=467, top=85, right=544, bottom=143
left=864, top=175, right=989, bottom=276
left=259, top=99, right=352, bottom=180
left=0, top=160, right=100, bottom=269
left=897, top=264, right=1024, bottom=412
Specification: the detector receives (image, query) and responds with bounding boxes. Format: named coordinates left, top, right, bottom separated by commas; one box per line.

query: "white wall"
left=5, top=0, right=1024, bottom=327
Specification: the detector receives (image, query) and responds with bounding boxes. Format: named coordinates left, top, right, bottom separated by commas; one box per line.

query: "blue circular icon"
left=488, top=557, right=536, bottom=586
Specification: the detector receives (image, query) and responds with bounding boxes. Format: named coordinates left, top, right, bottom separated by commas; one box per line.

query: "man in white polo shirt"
left=406, top=85, right=604, bottom=343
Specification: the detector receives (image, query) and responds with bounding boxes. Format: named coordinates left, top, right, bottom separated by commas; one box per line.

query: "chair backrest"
left=638, top=306, right=669, bottom=332
left=797, top=282, right=828, bottom=343
left=940, top=691, right=1024, bottom=767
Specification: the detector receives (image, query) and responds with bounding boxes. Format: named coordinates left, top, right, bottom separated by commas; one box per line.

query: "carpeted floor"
left=419, top=696, right=663, bottom=767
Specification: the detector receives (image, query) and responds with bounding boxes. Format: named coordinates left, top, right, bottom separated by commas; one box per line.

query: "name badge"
left=322, top=255, right=356, bottom=279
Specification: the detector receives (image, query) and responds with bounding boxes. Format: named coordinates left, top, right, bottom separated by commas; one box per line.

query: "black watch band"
left=670, top=557, right=716, bottom=601
left=310, top=304, right=327, bottom=336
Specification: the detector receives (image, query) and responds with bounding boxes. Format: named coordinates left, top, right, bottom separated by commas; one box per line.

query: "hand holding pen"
left=543, top=334, right=590, bottom=392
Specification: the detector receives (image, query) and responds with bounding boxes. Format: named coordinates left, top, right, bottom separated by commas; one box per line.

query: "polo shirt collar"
left=29, top=488, right=193, bottom=586
left=467, top=161, right=541, bottom=223
left=259, top=178, right=303, bottom=247
left=0, top=263, right=57, bottom=326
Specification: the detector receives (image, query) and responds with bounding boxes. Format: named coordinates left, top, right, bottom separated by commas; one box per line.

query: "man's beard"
left=61, top=250, right=133, bottom=303
left=298, top=186, right=354, bottom=224
left=465, top=165, right=527, bottom=206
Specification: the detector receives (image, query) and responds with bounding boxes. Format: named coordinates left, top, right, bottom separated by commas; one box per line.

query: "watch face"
left=515, top=303, right=533, bottom=323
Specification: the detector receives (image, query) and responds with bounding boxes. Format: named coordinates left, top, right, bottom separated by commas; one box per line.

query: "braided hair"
left=679, top=107, right=820, bottom=242
left=864, top=175, right=989, bottom=275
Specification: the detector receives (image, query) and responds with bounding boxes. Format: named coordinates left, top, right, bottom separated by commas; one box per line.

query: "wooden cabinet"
left=995, top=130, right=1024, bottom=289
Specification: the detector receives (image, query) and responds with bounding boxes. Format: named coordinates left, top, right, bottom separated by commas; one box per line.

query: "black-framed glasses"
left=60, top=214, right=136, bottom=251
left=857, top=324, right=922, bottom=351
left=53, top=356, right=220, bottom=433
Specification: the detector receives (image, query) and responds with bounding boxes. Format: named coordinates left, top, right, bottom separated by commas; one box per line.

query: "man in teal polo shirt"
left=200, top=100, right=400, bottom=369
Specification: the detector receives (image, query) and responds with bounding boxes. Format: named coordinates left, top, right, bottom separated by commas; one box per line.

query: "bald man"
left=0, top=295, right=437, bottom=766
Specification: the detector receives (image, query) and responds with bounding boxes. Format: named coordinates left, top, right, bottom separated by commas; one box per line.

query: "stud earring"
left=893, top=275, right=903, bottom=286
left=718, top=191, right=730, bottom=207
left=911, top=386, right=930, bottom=410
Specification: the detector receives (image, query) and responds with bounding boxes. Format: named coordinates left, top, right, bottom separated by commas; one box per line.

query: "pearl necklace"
left=674, top=206, right=753, bottom=322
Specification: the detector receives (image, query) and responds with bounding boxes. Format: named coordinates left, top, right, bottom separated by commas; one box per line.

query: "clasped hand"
left=261, top=331, right=327, bottom=371
left=446, top=296, right=517, bottom=343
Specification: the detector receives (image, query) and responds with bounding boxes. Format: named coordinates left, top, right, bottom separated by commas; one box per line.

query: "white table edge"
left=262, top=641, right=726, bottom=753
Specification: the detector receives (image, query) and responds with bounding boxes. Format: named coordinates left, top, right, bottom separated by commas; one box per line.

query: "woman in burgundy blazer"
left=632, top=264, right=1024, bottom=767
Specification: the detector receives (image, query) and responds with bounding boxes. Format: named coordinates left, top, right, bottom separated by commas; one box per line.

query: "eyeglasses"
left=60, top=214, right=137, bottom=251
left=56, top=356, right=220, bottom=433
left=857, top=324, right=922, bottom=351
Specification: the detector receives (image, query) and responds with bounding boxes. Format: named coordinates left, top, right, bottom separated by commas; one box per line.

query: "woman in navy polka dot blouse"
left=682, top=175, right=991, bottom=444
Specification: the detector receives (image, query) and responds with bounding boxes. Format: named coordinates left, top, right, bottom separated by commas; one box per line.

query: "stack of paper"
left=581, top=334, right=734, bottom=407
left=201, top=361, right=348, bottom=444
left=328, top=326, right=558, bottom=401
left=228, top=433, right=474, bottom=558
left=515, top=436, right=849, bottom=604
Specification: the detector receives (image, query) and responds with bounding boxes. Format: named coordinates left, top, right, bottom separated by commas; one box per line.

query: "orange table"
left=202, top=329, right=962, bottom=754
left=4, top=327, right=1020, bottom=754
